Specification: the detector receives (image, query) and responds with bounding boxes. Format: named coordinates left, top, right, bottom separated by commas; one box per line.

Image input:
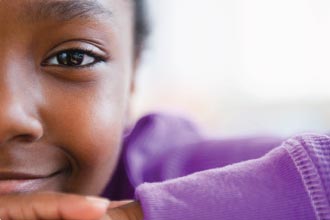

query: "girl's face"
left=0, top=0, right=135, bottom=195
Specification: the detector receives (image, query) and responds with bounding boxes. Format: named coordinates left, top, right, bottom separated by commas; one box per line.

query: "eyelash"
left=42, top=48, right=107, bottom=69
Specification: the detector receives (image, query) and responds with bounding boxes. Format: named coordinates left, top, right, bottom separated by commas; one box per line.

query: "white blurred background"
left=132, top=0, right=330, bottom=137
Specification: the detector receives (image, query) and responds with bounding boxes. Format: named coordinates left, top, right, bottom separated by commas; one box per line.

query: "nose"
left=0, top=99, right=43, bottom=144
left=0, top=71, right=43, bottom=145
left=0, top=41, right=44, bottom=145
left=0, top=92, right=44, bottom=144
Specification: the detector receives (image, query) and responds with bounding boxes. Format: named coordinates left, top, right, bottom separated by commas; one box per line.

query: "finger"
left=0, top=192, right=110, bottom=220
left=103, top=201, right=133, bottom=220
left=107, top=201, right=143, bottom=220
left=108, top=200, right=133, bottom=209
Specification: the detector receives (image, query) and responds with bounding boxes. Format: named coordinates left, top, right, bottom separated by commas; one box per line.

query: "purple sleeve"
left=123, top=114, right=281, bottom=185
left=102, top=113, right=282, bottom=200
left=135, top=134, right=330, bottom=220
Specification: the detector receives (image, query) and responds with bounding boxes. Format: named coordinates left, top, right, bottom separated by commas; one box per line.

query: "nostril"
left=16, top=134, right=40, bottom=143
left=0, top=99, right=44, bottom=145
left=0, top=116, right=44, bottom=144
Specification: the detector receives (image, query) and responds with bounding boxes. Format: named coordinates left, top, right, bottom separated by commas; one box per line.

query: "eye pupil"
left=57, top=51, right=84, bottom=66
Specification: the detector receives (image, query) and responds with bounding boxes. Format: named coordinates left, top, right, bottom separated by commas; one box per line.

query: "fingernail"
left=100, top=214, right=112, bottom=220
left=86, top=196, right=110, bottom=210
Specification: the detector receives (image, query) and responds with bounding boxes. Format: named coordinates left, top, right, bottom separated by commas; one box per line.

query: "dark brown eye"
left=57, top=51, right=85, bottom=66
left=43, top=49, right=103, bottom=67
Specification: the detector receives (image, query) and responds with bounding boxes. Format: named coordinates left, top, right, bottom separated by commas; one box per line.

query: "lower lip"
left=0, top=172, right=66, bottom=194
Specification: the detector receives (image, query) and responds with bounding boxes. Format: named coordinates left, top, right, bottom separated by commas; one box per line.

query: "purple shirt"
left=102, top=113, right=330, bottom=219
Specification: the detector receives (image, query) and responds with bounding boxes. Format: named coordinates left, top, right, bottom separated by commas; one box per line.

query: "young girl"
left=0, top=0, right=329, bottom=220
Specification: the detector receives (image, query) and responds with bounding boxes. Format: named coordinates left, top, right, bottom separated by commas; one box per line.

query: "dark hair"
left=134, top=0, right=149, bottom=56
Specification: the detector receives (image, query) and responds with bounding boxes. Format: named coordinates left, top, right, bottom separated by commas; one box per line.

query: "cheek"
left=39, top=77, right=129, bottom=195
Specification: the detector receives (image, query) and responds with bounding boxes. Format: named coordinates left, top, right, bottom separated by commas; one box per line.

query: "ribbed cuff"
left=284, top=134, right=330, bottom=220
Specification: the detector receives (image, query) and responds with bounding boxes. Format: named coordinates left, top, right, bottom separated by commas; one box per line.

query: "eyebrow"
left=22, top=0, right=112, bottom=22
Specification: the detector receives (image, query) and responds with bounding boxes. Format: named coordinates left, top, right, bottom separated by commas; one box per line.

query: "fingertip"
left=58, top=194, right=110, bottom=220
left=86, top=196, right=110, bottom=211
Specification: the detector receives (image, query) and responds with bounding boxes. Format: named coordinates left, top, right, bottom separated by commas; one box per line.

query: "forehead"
left=0, top=0, right=133, bottom=23
left=0, top=0, right=135, bottom=68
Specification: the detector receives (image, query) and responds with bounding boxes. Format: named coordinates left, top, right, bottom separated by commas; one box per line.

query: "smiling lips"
left=0, top=171, right=53, bottom=180
left=0, top=144, right=72, bottom=194
left=0, top=170, right=66, bottom=194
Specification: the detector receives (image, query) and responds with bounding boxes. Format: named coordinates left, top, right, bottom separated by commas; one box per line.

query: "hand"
left=0, top=191, right=110, bottom=220
left=106, top=201, right=143, bottom=220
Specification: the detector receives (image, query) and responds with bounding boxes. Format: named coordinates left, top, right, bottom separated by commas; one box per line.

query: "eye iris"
left=57, top=51, right=84, bottom=66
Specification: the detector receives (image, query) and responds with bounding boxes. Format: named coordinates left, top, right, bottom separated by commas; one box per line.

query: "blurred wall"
left=132, top=0, right=330, bottom=137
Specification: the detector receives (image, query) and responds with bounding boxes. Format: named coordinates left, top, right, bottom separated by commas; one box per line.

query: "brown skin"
left=0, top=0, right=143, bottom=219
